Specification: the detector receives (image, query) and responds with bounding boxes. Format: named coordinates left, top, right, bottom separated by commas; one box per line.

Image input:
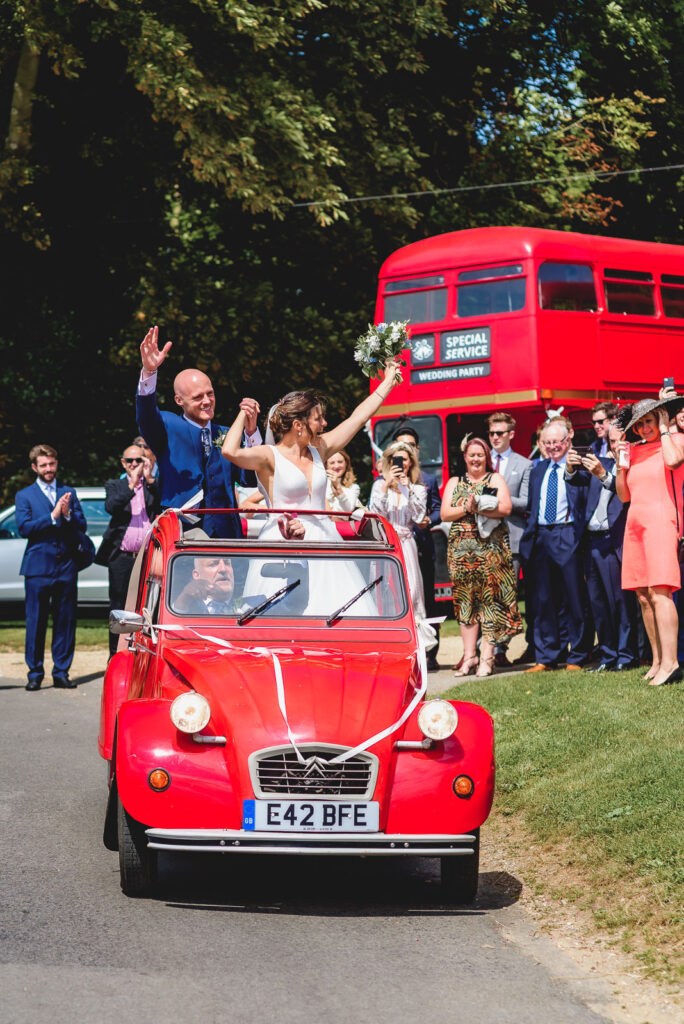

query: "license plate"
left=243, top=799, right=379, bottom=832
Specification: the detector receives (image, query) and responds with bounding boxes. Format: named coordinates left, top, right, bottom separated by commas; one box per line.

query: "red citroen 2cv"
left=98, top=509, right=494, bottom=899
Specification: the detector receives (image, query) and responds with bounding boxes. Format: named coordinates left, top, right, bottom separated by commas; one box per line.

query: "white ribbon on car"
left=137, top=612, right=444, bottom=765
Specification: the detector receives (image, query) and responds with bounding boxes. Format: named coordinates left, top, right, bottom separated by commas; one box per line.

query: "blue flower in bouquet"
left=353, top=320, right=409, bottom=382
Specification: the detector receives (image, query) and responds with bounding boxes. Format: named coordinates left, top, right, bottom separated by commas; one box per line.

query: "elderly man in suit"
left=520, top=419, right=591, bottom=672
left=487, top=412, right=532, bottom=665
left=566, top=424, right=639, bottom=671
left=96, top=443, right=160, bottom=656
left=135, top=325, right=261, bottom=538
left=16, top=444, right=88, bottom=690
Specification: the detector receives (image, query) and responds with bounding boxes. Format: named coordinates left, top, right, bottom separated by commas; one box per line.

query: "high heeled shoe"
left=649, top=666, right=682, bottom=687
left=476, top=655, right=495, bottom=678
left=453, top=655, right=478, bottom=677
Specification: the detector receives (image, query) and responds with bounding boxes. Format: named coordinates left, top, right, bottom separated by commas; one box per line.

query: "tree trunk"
left=7, top=41, right=40, bottom=154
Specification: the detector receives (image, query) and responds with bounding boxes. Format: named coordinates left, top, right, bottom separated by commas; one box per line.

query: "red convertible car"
left=98, top=509, right=495, bottom=899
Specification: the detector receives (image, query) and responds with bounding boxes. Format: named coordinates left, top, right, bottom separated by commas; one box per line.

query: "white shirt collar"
left=493, top=446, right=511, bottom=459
left=183, top=414, right=211, bottom=431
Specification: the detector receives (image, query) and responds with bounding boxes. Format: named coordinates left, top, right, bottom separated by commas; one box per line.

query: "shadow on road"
left=157, top=852, right=522, bottom=917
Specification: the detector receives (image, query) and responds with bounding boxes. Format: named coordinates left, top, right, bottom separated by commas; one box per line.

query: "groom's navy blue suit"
left=520, top=458, right=591, bottom=666
left=136, top=392, right=256, bottom=538
left=16, top=481, right=87, bottom=685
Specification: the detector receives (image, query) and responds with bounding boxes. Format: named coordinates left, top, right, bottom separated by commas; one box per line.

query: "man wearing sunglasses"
left=589, top=402, right=617, bottom=458
left=96, top=444, right=160, bottom=656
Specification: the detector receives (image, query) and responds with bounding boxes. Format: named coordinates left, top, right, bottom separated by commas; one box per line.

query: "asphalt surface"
left=1, top=670, right=619, bottom=1024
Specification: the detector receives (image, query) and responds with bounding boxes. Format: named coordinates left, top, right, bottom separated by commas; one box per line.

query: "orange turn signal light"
left=453, top=774, right=474, bottom=798
left=148, top=768, right=171, bottom=792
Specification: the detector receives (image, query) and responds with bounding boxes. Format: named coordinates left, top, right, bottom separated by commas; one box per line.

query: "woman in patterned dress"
left=441, top=435, right=522, bottom=677
left=369, top=441, right=427, bottom=618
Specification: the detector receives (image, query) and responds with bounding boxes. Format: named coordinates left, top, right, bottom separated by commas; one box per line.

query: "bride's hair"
left=268, top=390, right=326, bottom=442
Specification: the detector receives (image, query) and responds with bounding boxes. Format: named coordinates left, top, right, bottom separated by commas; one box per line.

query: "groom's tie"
left=200, top=427, right=212, bottom=457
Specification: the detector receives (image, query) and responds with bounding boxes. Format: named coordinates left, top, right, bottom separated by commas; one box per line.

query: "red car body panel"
left=101, top=509, right=495, bottom=880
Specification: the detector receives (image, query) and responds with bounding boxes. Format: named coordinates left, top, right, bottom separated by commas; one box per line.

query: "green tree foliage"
left=0, top=0, right=679, bottom=497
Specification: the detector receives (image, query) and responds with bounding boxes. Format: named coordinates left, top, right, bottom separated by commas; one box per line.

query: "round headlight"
left=170, top=692, right=211, bottom=734
left=417, top=699, right=458, bottom=741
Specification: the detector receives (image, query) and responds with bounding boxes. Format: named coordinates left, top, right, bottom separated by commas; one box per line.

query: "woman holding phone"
left=441, top=435, right=522, bottom=677
left=369, top=441, right=427, bottom=617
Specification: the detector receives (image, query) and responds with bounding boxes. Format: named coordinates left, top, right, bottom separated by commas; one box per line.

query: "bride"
left=222, top=360, right=400, bottom=537
left=221, top=362, right=400, bottom=614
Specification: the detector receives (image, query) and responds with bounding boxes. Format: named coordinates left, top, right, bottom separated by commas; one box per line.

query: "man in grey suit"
left=488, top=412, right=532, bottom=665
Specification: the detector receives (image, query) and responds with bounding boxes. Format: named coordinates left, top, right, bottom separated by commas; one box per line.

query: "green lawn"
left=0, top=613, right=109, bottom=650
left=448, top=667, right=683, bottom=981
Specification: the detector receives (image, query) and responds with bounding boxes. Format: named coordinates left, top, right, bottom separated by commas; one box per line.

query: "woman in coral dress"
left=616, top=394, right=684, bottom=687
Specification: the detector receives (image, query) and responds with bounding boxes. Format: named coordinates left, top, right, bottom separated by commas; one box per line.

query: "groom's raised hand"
left=141, top=325, right=173, bottom=379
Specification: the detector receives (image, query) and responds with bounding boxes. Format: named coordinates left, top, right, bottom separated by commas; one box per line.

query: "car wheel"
left=440, top=828, right=479, bottom=904
left=117, top=796, right=157, bottom=897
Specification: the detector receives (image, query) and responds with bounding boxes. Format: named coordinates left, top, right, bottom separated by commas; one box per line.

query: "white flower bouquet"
left=353, top=320, right=409, bottom=383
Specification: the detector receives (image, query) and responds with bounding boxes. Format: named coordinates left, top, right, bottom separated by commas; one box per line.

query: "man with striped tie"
left=519, top=419, right=590, bottom=672
left=135, top=325, right=262, bottom=538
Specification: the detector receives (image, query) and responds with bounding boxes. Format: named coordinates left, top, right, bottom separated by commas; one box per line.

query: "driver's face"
left=193, top=557, right=234, bottom=599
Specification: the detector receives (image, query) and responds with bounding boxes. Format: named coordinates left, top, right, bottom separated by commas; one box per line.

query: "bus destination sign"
left=411, top=362, right=491, bottom=385
left=439, top=327, right=491, bottom=365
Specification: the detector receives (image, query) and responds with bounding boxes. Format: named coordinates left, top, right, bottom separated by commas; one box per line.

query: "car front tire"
left=117, top=796, right=157, bottom=897
left=440, top=828, right=480, bottom=904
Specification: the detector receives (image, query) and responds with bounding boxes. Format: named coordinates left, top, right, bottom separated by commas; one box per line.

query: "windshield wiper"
left=237, top=579, right=301, bottom=625
left=326, top=575, right=383, bottom=627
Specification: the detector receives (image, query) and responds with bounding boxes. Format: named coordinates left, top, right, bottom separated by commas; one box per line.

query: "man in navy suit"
left=16, top=444, right=88, bottom=690
left=566, top=426, right=639, bottom=671
left=589, top=401, right=617, bottom=458
left=520, top=420, right=591, bottom=672
left=392, top=425, right=442, bottom=670
left=135, top=326, right=261, bottom=538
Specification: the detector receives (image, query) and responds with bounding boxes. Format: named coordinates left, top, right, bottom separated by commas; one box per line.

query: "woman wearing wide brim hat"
left=615, top=387, right=684, bottom=686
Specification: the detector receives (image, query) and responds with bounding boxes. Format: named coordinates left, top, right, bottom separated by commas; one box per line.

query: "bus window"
left=603, top=269, right=655, bottom=316
left=383, top=277, right=447, bottom=324
left=661, top=275, right=684, bottom=318
left=373, top=415, right=443, bottom=468
left=538, top=263, right=596, bottom=311
left=456, top=266, right=526, bottom=318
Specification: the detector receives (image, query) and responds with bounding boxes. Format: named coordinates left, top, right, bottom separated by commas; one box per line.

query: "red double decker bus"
left=369, top=226, right=684, bottom=600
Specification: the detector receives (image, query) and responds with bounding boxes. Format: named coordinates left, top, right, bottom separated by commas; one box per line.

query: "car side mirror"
left=109, top=609, right=144, bottom=634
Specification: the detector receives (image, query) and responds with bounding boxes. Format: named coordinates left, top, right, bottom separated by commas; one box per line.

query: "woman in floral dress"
left=441, top=436, right=522, bottom=677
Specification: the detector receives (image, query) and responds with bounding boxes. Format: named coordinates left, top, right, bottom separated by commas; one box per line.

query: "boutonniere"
left=213, top=430, right=228, bottom=449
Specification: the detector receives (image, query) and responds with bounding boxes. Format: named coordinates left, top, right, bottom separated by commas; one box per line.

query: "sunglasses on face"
left=123, top=458, right=144, bottom=465
left=592, top=418, right=607, bottom=425
left=488, top=430, right=509, bottom=437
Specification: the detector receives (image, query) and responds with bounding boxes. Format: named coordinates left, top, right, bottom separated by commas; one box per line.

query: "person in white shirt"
left=325, top=450, right=361, bottom=512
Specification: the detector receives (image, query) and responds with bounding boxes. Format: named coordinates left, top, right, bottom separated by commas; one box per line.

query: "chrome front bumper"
left=145, top=829, right=477, bottom=855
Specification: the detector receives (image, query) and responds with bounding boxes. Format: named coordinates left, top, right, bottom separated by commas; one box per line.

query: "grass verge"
left=0, top=615, right=109, bottom=651
left=447, top=667, right=683, bottom=982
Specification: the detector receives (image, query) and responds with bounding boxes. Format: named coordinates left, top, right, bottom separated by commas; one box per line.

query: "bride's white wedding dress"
left=245, top=445, right=375, bottom=616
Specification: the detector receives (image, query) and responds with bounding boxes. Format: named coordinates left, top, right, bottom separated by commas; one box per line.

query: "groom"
left=136, top=325, right=262, bottom=538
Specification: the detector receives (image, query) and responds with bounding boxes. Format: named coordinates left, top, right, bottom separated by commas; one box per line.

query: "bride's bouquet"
left=354, top=320, right=409, bottom=383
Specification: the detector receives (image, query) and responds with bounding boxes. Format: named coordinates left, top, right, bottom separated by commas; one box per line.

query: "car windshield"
left=167, top=553, right=408, bottom=620
left=81, top=498, right=110, bottom=533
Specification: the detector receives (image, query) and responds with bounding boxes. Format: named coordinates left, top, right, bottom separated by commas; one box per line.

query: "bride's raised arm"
left=221, top=399, right=274, bottom=473
left=318, top=360, right=400, bottom=460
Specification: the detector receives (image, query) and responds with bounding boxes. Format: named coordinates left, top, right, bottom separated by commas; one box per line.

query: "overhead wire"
left=290, top=161, right=684, bottom=209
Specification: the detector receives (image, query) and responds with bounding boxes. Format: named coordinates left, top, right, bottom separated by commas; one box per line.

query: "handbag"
left=669, top=472, right=684, bottom=564
left=72, top=531, right=96, bottom=571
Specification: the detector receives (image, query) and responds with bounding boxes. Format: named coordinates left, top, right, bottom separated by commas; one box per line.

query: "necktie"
left=544, top=463, right=559, bottom=523
left=207, top=600, right=229, bottom=615
left=494, top=453, right=500, bottom=473
left=201, top=427, right=212, bottom=457
left=46, top=487, right=56, bottom=506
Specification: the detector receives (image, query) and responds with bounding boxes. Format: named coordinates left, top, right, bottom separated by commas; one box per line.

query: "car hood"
left=164, top=643, right=417, bottom=758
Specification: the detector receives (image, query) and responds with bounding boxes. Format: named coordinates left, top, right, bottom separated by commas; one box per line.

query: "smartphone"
left=573, top=445, right=591, bottom=456
left=391, top=455, right=404, bottom=469
left=664, top=376, right=674, bottom=389
left=482, top=485, right=498, bottom=497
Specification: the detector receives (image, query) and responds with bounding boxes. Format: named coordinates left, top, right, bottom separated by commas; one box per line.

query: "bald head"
left=173, top=369, right=215, bottom=426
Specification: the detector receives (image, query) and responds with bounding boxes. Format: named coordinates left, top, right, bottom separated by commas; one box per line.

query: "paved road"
left=1, top=672, right=618, bottom=1024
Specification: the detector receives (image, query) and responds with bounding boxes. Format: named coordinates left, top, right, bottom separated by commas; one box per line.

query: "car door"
left=0, top=508, right=26, bottom=601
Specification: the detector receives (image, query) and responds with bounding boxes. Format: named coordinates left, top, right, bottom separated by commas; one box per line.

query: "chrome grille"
left=252, top=747, right=377, bottom=798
